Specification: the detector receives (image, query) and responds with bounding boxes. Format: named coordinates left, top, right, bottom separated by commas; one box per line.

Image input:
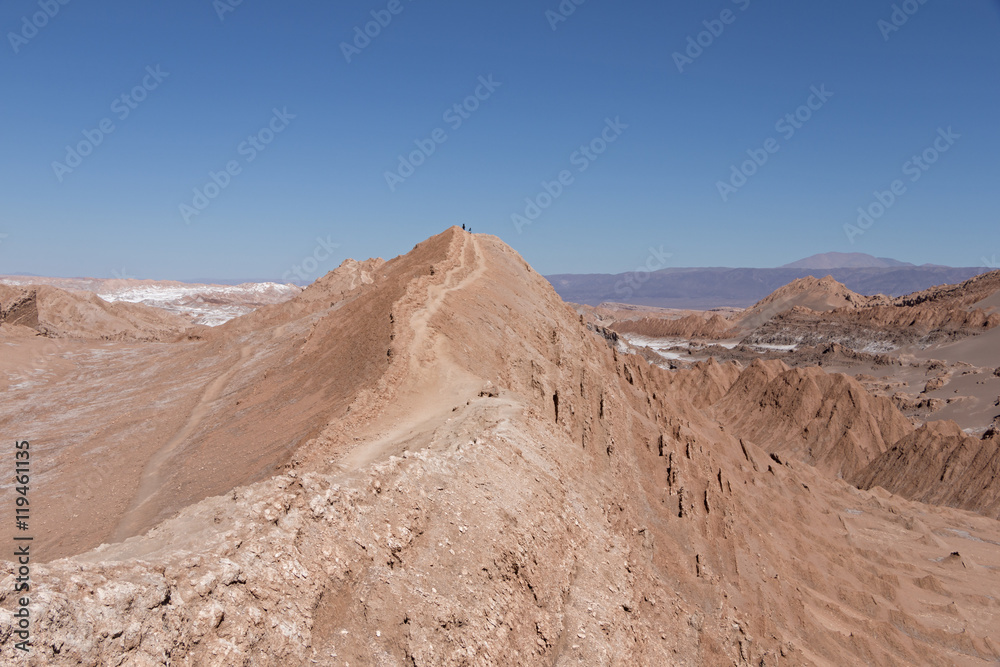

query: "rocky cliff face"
left=853, top=421, right=1000, bottom=519
left=711, top=363, right=914, bottom=478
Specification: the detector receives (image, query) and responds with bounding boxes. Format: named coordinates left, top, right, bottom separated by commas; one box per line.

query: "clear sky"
left=1, top=0, right=998, bottom=281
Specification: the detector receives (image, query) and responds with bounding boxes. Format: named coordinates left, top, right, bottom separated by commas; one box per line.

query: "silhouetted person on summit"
left=462, top=224, right=466, bottom=230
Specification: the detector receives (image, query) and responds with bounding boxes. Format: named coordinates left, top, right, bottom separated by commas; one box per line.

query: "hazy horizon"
left=2, top=246, right=994, bottom=286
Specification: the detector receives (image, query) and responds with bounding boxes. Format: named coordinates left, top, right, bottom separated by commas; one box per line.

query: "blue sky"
left=1, top=0, right=997, bottom=281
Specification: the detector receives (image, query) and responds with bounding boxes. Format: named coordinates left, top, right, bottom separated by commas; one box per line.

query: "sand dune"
left=0, top=283, right=200, bottom=341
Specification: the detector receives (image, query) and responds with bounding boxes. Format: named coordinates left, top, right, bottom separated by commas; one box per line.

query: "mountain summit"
left=780, top=252, right=914, bottom=270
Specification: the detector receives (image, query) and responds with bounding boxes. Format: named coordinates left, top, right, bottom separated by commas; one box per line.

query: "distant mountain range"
left=547, top=253, right=991, bottom=309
